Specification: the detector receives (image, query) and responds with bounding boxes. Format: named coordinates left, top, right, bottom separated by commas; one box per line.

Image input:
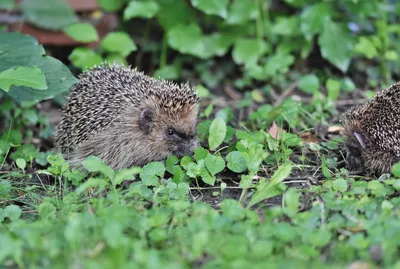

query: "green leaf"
left=318, top=19, right=355, bottom=72
left=113, top=166, right=141, bottom=185
left=20, top=0, right=78, bottom=30
left=97, top=0, right=124, bottom=11
left=249, top=163, right=292, bottom=207
left=341, top=77, right=356, bottom=92
left=101, top=32, right=137, bottom=57
left=196, top=85, right=210, bottom=98
left=103, top=221, right=124, bottom=248
left=154, top=65, right=180, bottom=80
left=0, top=66, right=47, bottom=92
left=332, top=178, right=348, bottom=192
left=284, top=188, right=299, bottom=216
left=308, top=228, right=332, bottom=247
left=157, top=0, right=194, bottom=31
left=0, top=32, right=78, bottom=103
left=10, top=144, right=38, bottom=161
left=271, top=16, right=300, bottom=36
left=354, top=37, right=378, bottom=59
left=202, top=33, right=234, bottom=58
left=124, top=1, right=160, bottom=20
left=208, top=117, right=227, bottom=150
left=264, top=53, right=294, bottom=78
left=82, top=156, right=114, bottom=179
left=0, top=0, right=15, bottom=10
left=2, top=205, right=21, bottom=222
left=300, top=3, right=333, bottom=40
left=0, top=181, right=12, bottom=198
left=384, top=50, right=398, bottom=61
left=326, top=79, right=341, bottom=100
left=16, top=158, right=26, bottom=170
left=167, top=24, right=203, bottom=57
left=194, top=147, right=208, bottom=162
left=140, top=162, right=165, bottom=186
left=75, top=178, right=108, bottom=194
left=232, top=38, right=268, bottom=67
left=342, top=0, right=378, bottom=18
left=38, top=202, right=56, bottom=220
left=298, top=74, right=320, bottom=94
left=63, top=23, right=99, bottom=43
left=226, top=151, right=247, bottom=173
left=199, top=167, right=216, bottom=186
left=191, top=0, right=229, bottom=18
left=166, top=155, right=179, bottom=174
left=226, top=0, right=258, bottom=25
left=205, top=154, right=225, bottom=175
left=69, top=47, right=103, bottom=70
left=392, top=162, right=400, bottom=177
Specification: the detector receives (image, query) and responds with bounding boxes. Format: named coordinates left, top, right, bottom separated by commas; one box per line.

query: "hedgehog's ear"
left=139, top=109, right=154, bottom=134
left=354, top=131, right=366, bottom=149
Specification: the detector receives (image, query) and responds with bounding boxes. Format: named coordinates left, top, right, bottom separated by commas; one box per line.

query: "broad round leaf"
left=300, top=3, right=333, bottom=40
left=264, top=53, right=294, bottom=78
left=69, top=47, right=103, bottom=70
left=16, top=158, right=26, bottom=170
left=208, top=117, right=227, bottom=150
left=205, top=154, right=225, bottom=175
left=101, top=32, right=137, bottom=57
left=392, top=162, right=400, bottom=177
left=233, top=38, right=268, bottom=67
left=298, top=75, right=320, bottom=94
left=318, top=19, right=355, bottom=72
left=0, top=32, right=78, bottom=103
left=157, top=0, right=194, bottom=31
left=63, top=23, right=98, bottom=43
left=97, top=0, right=124, bottom=11
left=226, top=151, right=247, bottom=173
left=0, top=66, right=47, bottom=92
left=2, top=205, right=22, bottom=222
left=191, top=0, right=229, bottom=18
left=20, top=0, right=78, bottom=30
left=82, top=156, right=114, bottom=178
left=226, top=0, right=258, bottom=25
left=167, top=24, right=203, bottom=57
left=140, top=162, right=165, bottom=186
left=124, top=1, right=160, bottom=20
left=202, top=33, right=234, bottom=58
left=354, top=37, right=378, bottom=59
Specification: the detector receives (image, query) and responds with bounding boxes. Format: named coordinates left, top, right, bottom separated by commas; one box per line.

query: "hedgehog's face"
left=341, top=121, right=369, bottom=173
left=139, top=105, right=199, bottom=159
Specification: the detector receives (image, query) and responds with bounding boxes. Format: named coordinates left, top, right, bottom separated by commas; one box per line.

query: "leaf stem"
left=255, top=0, right=264, bottom=42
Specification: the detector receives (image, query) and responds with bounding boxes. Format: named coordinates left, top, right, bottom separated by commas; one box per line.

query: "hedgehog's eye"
left=167, top=128, right=176, bottom=137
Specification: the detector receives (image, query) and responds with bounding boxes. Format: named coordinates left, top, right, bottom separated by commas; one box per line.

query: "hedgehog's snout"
left=174, top=138, right=199, bottom=157
left=189, top=139, right=199, bottom=153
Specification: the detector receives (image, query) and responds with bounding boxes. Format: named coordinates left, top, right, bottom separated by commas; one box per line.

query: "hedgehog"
left=340, top=82, right=400, bottom=175
left=55, top=63, right=200, bottom=170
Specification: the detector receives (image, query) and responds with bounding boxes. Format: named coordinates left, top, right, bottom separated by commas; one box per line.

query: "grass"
left=1, top=88, right=400, bottom=269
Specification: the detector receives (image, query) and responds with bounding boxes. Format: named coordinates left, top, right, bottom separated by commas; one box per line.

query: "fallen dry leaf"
left=348, top=261, right=370, bottom=269
left=268, top=121, right=285, bottom=139
left=328, top=125, right=345, bottom=133
left=299, top=132, right=319, bottom=143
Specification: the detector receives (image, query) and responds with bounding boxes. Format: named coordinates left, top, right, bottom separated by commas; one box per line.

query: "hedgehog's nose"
left=190, top=140, right=199, bottom=152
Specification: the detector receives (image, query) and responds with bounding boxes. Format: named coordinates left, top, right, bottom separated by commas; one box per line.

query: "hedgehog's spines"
left=55, top=64, right=200, bottom=170
left=341, top=82, right=400, bottom=175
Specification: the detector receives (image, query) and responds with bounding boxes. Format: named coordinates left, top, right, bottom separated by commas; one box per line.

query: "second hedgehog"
left=341, top=82, right=400, bottom=175
left=55, top=64, right=200, bottom=170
